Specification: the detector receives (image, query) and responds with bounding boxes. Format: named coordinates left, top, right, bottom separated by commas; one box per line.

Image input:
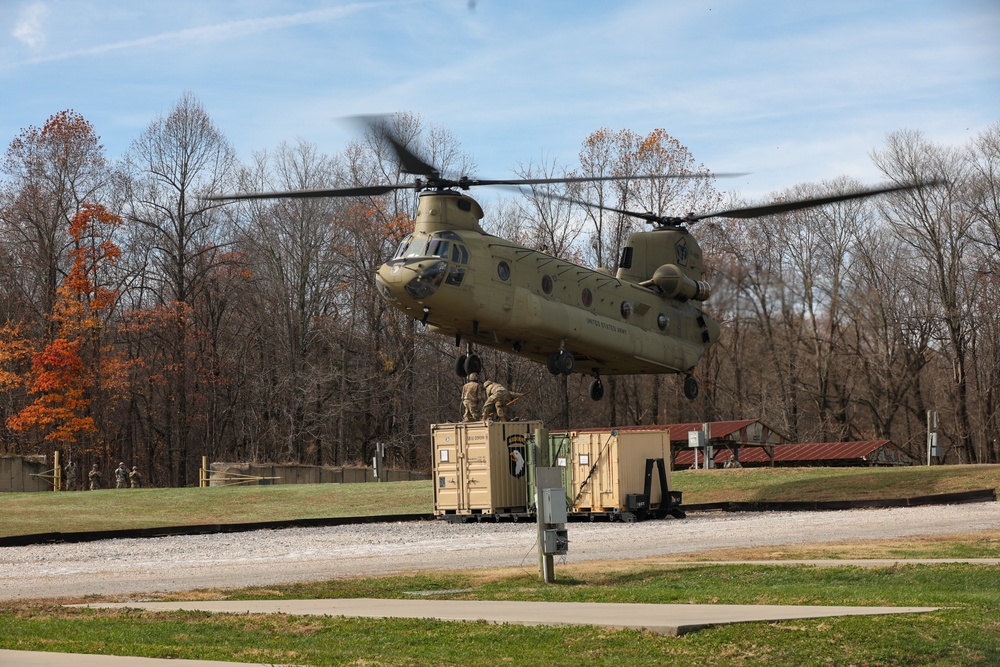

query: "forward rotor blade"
left=688, top=180, right=944, bottom=223
left=352, top=114, right=440, bottom=179
left=480, top=172, right=745, bottom=188
left=205, top=183, right=415, bottom=201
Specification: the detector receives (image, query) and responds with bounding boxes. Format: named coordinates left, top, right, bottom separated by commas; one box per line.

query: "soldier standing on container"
left=482, top=380, right=523, bottom=422
left=461, top=372, right=485, bottom=421
left=88, top=464, right=101, bottom=490
left=129, top=466, right=142, bottom=488
left=115, top=462, right=128, bottom=489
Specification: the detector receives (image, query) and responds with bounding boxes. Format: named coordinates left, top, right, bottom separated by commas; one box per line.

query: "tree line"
left=1, top=94, right=997, bottom=486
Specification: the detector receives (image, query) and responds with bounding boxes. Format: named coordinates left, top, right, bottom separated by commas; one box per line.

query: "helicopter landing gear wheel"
left=464, top=354, right=482, bottom=376
left=547, top=352, right=561, bottom=375
left=455, top=355, right=468, bottom=378
left=683, top=376, right=699, bottom=401
left=589, top=377, right=604, bottom=401
left=548, top=350, right=574, bottom=375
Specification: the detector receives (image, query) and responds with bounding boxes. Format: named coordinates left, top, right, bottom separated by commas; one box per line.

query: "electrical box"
left=542, top=487, right=568, bottom=524
left=543, top=528, right=569, bottom=555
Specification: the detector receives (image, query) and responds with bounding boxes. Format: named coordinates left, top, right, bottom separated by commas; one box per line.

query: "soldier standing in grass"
left=64, top=460, right=77, bottom=491
left=129, top=466, right=142, bottom=488
left=115, top=462, right=128, bottom=489
left=88, top=464, right=101, bottom=490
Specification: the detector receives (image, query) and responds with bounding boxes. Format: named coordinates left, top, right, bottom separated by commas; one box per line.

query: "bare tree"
left=120, top=92, right=238, bottom=485
left=235, top=141, right=346, bottom=465
left=873, top=129, right=979, bottom=462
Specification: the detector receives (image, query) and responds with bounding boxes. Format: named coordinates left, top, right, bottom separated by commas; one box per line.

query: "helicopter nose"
left=377, top=260, right=448, bottom=302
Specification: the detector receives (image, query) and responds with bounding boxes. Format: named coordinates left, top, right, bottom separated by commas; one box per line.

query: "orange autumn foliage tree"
left=7, top=203, right=125, bottom=446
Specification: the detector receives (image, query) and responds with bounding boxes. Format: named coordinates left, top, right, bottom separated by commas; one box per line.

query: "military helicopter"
left=210, top=117, right=935, bottom=401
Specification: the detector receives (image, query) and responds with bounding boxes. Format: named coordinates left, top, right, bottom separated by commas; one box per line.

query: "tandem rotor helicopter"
left=210, top=116, right=935, bottom=402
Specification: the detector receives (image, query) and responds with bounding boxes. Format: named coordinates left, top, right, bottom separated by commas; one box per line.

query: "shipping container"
left=432, top=421, right=542, bottom=517
left=557, top=427, right=679, bottom=517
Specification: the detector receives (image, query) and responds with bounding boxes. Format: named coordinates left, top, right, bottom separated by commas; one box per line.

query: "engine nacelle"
left=651, top=264, right=712, bottom=301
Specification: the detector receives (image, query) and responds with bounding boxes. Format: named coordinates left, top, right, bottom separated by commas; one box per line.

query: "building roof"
left=667, top=420, right=761, bottom=441
left=674, top=440, right=896, bottom=467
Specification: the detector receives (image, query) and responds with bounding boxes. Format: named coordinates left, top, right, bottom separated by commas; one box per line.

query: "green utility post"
left=534, top=427, right=568, bottom=583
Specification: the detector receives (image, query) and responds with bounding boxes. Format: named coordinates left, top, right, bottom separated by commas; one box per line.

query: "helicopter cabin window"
left=620, top=301, right=632, bottom=319
left=581, top=288, right=593, bottom=307
left=657, top=313, right=669, bottom=331
left=541, top=275, right=553, bottom=295
left=619, top=246, right=634, bottom=270
left=497, top=260, right=511, bottom=281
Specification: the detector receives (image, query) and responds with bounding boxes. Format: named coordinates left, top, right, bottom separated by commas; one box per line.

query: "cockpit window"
left=392, top=234, right=414, bottom=260
left=392, top=232, right=463, bottom=261
left=426, top=239, right=450, bottom=259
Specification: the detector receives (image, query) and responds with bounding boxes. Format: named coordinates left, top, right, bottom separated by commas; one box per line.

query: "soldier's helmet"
left=483, top=380, right=493, bottom=388
left=468, top=372, right=478, bottom=382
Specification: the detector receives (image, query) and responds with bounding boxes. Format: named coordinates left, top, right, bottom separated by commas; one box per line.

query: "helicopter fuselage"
left=375, top=191, right=720, bottom=376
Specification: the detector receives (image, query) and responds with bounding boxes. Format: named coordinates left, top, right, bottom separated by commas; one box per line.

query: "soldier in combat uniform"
left=461, top=372, right=485, bottom=421
left=129, top=466, right=142, bottom=488
left=64, top=460, right=77, bottom=491
left=115, top=462, right=128, bottom=489
left=482, top=380, right=523, bottom=422
left=88, top=464, right=101, bottom=490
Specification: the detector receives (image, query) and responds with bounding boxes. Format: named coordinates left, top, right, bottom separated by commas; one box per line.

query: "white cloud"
left=12, top=2, right=49, bottom=49
left=6, top=2, right=386, bottom=67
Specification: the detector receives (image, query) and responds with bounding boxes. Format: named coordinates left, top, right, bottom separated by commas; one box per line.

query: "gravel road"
left=2, top=502, right=998, bottom=601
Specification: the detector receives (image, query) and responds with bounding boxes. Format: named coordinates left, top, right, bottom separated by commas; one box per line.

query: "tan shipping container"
left=559, top=427, right=674, bottom=514
left=432, top=421, right=542, bottom=516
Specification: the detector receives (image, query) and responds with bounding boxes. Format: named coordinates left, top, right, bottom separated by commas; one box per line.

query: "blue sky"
left=2, top=0, right=998, bottom=203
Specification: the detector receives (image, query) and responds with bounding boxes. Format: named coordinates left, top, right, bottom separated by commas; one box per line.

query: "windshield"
left=391, top=232, right=460, bottom=260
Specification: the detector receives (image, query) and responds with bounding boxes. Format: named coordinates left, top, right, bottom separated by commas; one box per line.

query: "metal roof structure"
left=674, top=440, right=914, bottom=468
left=666, top=420, right=789, bottom=446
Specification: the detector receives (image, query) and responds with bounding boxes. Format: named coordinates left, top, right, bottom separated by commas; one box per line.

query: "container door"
left=572, top=432, right=600, bottom=512
left=433, top=425, right=465, bottom=513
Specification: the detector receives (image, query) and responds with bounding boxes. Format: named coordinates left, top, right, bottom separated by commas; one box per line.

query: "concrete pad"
left=0, top=649, right=295, bottom=667
left=81, top=598, right=938, bottom=636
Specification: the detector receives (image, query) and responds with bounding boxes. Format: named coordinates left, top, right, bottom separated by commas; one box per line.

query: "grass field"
left=2, top=465, right=999, bottom=665
left=2, top=555, right=999, bottom=665
left=1, top=464, right=998, bottom=538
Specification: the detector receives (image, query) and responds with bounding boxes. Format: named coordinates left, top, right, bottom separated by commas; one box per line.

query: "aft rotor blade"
left=205, top=183, right=414, bottom=201
left=688, top=180, right=944, bottom=223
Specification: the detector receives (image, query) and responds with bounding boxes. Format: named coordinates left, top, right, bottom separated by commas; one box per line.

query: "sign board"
left=688, top=431, right=705, bottom=448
